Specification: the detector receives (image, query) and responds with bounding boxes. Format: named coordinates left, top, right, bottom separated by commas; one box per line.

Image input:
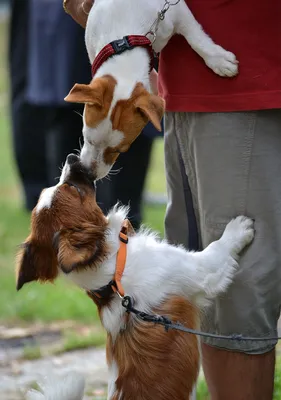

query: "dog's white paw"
left=222, top=216, right=255, bottom=255
left=204, top=46, right=238, bottom=77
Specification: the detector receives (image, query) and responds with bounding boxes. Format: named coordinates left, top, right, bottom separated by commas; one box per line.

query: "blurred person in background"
left=9, top=0, right=90, bottom=210
left=9, top=0, right=159, bottom=229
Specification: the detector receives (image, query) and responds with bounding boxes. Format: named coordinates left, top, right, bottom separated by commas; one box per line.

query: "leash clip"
left=122, top=295, right=134, bottom=310
left=146, top=0, right=181, bottom=43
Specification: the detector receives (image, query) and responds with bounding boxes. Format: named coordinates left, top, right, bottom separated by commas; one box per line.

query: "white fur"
left=26, top=373, right=85, bottom=400
left=36, top=163, right=70, bottom=212
left=107, top=360, right=119, bottom=400
left=80, top=0, right=238, bottom=179
left=67, top=207, right=254, bottom=339
left=36, top=186, right=58, bottom=213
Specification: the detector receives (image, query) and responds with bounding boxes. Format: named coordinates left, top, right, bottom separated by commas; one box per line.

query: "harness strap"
left=89, top=219, right=131, bottom=301
left=112, top=220, right=130, bottom=297
left=91, top=35, right=155, bottom=77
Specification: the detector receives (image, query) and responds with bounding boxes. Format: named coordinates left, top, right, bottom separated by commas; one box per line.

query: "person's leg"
left=202, top=344, right=275, bottom=400
left=10, top=104, right=49, bottom=209
left=96, top=133, right=154, bottom=230
left=45, top=106, right=83, bottom=186
left=165, top=110, right=281, bottom=399
left=164, top=113, right=199, bottom=400
left=164, top=112, right=198, bottom=250
left=9, top=0, right=49, bottom=210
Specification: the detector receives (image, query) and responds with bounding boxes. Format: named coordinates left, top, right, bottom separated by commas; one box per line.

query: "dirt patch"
left=0, top=322, right=108, bottom=399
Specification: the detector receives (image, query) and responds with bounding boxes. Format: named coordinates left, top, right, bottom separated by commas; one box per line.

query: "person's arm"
left=63, top=0, right=94, bottom=28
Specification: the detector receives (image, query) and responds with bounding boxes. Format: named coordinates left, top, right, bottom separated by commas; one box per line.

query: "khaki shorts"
left=164, top=110, right=281, bottom=354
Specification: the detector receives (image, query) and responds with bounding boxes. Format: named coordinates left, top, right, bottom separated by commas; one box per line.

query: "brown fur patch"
left=16, top=177, right=108, bottom=290
left=66, top=77, right=164, bottom=170
left=103, top=83, right=164, bottom=167
left=107, top=296, right=200, bottom=400
left=65, top=75, right=117, bottom=128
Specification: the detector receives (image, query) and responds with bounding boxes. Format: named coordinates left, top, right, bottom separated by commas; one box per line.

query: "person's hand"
left=63, top=0, right=94, bottom=28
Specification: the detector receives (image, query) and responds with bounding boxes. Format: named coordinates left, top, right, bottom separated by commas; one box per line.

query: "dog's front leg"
left=174, top=2, right=238, bottom=77
left=189, top=216, right=254, bottom=305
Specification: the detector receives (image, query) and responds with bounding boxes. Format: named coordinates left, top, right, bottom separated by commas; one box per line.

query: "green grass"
left=62, top=330, right=106, bottom=352
left=275, top=354, right=281, bottom=398
left=146, top=138, right=166, bottom=194
left=21, top=328, right=106, bottom=359
left=196, top=378, right=210, bottom=400
left=23, top=345, right=42, bottom=361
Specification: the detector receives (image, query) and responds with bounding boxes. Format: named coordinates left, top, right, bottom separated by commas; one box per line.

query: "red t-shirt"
left=158, top=0, right=281, bottom=112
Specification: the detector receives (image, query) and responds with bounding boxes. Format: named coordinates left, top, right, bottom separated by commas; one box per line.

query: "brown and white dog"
left=17, top=154, right=253, bottom=400
left=64, top=0, right=238, bottom=180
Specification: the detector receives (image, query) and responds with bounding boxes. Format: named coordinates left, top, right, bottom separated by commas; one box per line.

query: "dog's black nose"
left=67, top=154, right=79, bottom=165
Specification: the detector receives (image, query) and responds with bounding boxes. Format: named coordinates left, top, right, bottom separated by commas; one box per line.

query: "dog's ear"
left=55, top=223, right=107, bottom=274
left=16, top=239, right=58, bottom=291
left=64, top=82, right=104, bottom=107
left=64, top=76, right=116, bottom=108
left=134, top=94, right=165, bottom=132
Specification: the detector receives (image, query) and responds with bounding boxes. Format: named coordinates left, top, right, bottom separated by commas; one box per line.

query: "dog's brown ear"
left=16, top=239, right=58, bottom=291
left=64, top=75, right=117, bottom=107
left=56, top=223, right=107, bottom=274
left=134, top=94, right=165, bottom=132
left=64, top=82, right=104, bottom=107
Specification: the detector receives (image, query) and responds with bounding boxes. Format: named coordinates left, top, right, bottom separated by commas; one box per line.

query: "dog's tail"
left=26, top=372, right=85, bottom=400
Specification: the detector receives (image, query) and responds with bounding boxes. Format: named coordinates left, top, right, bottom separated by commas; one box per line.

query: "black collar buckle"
left=110, top=36, right=131, bottom=55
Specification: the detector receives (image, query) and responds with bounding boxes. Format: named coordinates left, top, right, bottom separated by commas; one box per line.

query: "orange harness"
left=111, top=219, right=131, bottom=297
left=88, top=220, right=133, bottom=301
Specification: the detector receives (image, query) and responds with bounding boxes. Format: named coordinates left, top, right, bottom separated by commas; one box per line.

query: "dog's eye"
left=73, top=185, right=82, bottom=195
left=66, top=182, right=82, bottom=195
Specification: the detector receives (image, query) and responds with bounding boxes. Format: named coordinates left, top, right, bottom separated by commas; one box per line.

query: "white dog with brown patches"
left=18, top=155, right=253, bottom=400
left=64, top=0, right=238, bottom=180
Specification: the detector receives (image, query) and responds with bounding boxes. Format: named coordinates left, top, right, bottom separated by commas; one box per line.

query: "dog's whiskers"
left=79, top=137, right=83, bottom=150
left=74, top=110, right=83, bottom=119
left=73, top=148, right=81, bottom=156
left=108, top=167, right=122, bottom=176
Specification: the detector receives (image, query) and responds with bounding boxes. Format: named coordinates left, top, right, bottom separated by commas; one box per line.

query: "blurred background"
left=0, top=2, right=166, bottom=399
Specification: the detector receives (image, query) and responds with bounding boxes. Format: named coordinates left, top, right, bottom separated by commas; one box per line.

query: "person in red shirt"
left=159, top=1, right=281, bottom=399
left=65, top=1, right=281, bottom=399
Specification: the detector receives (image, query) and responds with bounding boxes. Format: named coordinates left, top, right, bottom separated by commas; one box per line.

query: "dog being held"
left=17, top=154, right=253, bottom=400
left=64, top=0, right=239, bottom=179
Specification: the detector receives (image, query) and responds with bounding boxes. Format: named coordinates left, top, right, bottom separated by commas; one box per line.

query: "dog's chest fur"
left=105, top=296, right=199, bottom=400
left=64, top=209, right=202, bottom=399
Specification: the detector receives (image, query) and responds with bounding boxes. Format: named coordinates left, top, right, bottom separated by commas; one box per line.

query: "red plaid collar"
left=91, top=35, right=155, bottom=77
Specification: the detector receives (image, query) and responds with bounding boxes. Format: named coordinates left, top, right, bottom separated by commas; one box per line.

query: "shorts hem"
left=202, top=333, right=278, bottom=355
